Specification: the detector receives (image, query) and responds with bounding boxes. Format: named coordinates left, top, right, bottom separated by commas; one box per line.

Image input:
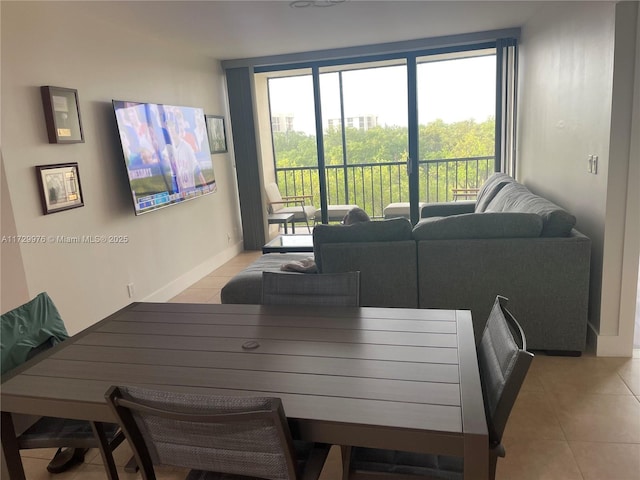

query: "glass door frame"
left=257, top=39, right=516, bottom=225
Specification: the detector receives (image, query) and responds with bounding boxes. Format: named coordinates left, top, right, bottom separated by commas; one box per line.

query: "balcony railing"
left=276, top=156, right=494, bottom=219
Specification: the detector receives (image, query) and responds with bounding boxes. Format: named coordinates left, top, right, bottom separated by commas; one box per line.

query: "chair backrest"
left=265, top=182, right=284, bottom=213
left=477, top=296, right=533, bottom=446
left=105, top=386, right=299, bottom=480
left=262, top=271, right=360, bottom=306
left=1, top=292, right=69, bottom=375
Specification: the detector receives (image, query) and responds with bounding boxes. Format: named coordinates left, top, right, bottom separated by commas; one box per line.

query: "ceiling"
left=73, top=1, right=547, bottom=61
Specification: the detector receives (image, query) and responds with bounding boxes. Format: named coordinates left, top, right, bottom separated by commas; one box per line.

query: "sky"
left=268, top=55, right=496, bottom=135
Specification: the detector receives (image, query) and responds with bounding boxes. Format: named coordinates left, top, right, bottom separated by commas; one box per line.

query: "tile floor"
left=19, top=251, right=640, bottom=480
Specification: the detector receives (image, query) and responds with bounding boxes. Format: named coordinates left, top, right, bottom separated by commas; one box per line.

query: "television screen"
left=113, top=100, right=217, bottom=215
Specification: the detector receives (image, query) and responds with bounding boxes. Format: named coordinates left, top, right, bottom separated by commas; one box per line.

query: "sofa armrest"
left=420, top=201, right=475, bottom=218
left=417, top=230, right=591, bottom=351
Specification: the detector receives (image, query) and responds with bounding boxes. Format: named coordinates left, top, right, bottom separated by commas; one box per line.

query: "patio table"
left=1, top=302, right=488, bottom=480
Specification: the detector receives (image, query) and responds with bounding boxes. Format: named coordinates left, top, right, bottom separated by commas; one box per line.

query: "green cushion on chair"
left=1, top=292, right=68, bottom=375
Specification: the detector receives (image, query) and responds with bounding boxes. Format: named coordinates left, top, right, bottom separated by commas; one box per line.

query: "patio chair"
left=262, top=271, right=360, bottom=306
left=341, top=295, right=533, bottom=480
left=105, top=386, right=331, bottom=480
left=1, top=292, right=124, bottom=478
left=266, top=182, right=317, bottom=232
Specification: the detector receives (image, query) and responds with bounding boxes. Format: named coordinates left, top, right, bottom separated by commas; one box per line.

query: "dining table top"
left=1, top=302, right=488, bottom=479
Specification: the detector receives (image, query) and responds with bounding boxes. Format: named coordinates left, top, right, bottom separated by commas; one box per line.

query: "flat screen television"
left=113, top=100, right=217, bottom=215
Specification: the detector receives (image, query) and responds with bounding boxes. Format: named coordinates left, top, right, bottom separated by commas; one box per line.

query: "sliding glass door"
left=319, top=61, right=408, bottom=218
left=416, top=50, right=497, bottom=204
left=260, top=39, right=514, bottom=224
left=267, top=70, right=319, bottom=200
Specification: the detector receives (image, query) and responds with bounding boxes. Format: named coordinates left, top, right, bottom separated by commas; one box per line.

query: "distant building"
left=271, top=113, right=294, bottom=133
left=327, top=115, right=378, bottom=131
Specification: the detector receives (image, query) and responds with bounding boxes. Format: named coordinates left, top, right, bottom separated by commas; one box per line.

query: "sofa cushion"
left=485, top=182, right=576, bottom=237
left=221, top=253, right=310, bottom=304
left=412, top=212, right=543, bottom=240
left=313, top=217, right=413, bottom=272
left=475, top=173, right=515, bottom=212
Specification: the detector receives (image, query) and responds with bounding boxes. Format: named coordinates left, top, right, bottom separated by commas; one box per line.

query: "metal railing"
left=276, top=156, right=494, bottom=219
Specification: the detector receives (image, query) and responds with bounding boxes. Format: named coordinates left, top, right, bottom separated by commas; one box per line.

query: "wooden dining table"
left=1, top=302, right=488, bottom=480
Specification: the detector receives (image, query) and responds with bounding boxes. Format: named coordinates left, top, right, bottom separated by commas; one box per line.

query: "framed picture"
left=35, top=163, right=84, bottom=215
left=40, top=86, right=84, bottom=144
left=205, top=115, right=228, bottom=154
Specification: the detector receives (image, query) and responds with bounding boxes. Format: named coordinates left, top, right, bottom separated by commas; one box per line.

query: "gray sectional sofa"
left=221, top=173, right=591, bottom=354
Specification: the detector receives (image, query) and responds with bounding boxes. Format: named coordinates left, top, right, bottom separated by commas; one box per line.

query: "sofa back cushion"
left=412, top=212, right=543, bottom=240
left=485, top=183, right=576, bottom=237
left=475, top=173, right=516, bottom=212
left=313, top=217, right=413, bottom=272
left=320, top=241, right=418, bottom=308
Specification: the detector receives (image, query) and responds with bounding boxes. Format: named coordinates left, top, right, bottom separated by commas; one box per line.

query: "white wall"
left=1, top=2, right=243, bottom=334
left=518, top=2, right=639, bottom=355
left=616, top=2, right=640, bottom=354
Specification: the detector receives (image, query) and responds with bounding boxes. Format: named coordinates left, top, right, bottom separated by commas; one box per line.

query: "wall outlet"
left=127, top=283, right=135, bottom=298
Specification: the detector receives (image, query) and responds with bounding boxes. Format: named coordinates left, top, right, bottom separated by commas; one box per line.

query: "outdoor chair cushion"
left=383, top=202, right=427, bottom=219
left=327, top=204, right=360, bottom=222
left=1, top=292, right=68, bottom=375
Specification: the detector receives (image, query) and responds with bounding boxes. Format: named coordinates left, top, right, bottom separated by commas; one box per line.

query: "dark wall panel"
left=226, top=67, right=265, bottom=250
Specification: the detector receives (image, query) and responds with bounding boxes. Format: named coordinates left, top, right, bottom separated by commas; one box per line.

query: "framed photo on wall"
left=40, top=86, right=84, bottom=144
left=35, top=163, right=84, bottom=215
left=205, top=115, right=228, bottom=154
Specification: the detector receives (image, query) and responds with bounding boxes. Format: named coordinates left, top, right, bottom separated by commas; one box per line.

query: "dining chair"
left=1, top=292, right=124, bottom=477
left=105, top=386, right=331, bottom=480
left=262, top=271, right=360, bottom=306
left=341, top=295, right=534, bottom=480
left=265, top=182, right=317, bottom=232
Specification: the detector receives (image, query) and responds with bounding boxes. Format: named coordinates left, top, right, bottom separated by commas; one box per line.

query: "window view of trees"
left=273, top=118, right=494, bottom=216
left=268, top=54, right=496, bottom=218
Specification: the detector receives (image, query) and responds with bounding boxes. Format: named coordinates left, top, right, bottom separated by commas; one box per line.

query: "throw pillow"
left=475, top=173, right=515, bottom=212
left=280, top=257, right=318, bottom=273
left=485, top=183, right=576, bottom=237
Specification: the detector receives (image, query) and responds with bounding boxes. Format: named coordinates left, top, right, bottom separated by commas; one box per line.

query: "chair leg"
left=340, top=445, right=352, bottom=480
left=91, top=422, right=120, bottom=480
left=489, top=446, right=503, bottom=480
left=303, top=212, right=311, bottom=233
left=1, top=412, right=26, bottom=480
left=124, top=455, right=139, bottom=473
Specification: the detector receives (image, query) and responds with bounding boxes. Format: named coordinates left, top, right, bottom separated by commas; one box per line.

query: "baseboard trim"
left=142, top=241, right=244, bottom=302
left=587, top=319, right=635, bottom=357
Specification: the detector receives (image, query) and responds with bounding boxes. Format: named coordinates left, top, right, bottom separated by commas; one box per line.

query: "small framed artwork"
left=35, top=163, right=84, bottom=215
left=40, top=86, right=84, bottom=144
left=205, top=114, right=228, bottom=154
